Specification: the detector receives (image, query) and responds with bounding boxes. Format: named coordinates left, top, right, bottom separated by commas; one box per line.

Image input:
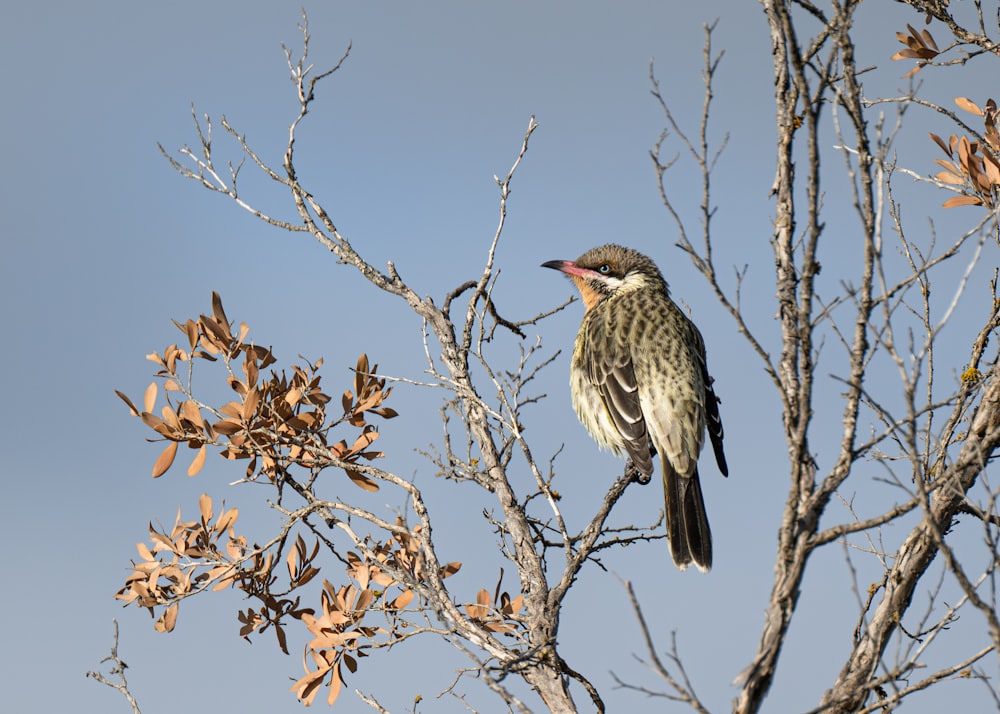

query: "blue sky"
left=2, top=1, right=994, bottom=712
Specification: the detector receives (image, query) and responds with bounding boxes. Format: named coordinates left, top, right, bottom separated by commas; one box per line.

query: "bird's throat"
left=571, top=276, right=603, bottom=312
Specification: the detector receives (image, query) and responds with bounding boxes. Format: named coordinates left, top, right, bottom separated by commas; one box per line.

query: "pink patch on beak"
left=542, top=260, right=596, bottom=278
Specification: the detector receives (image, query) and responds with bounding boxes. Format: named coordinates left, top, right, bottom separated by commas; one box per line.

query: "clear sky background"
left=2, top=1, right=994, bottom=712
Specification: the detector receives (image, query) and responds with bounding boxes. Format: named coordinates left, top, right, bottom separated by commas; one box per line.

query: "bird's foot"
left=625, top=460, right=651, bottom=485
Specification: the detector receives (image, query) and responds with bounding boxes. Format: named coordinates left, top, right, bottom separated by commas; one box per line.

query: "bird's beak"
left=542, top=259, right=589, bottom=277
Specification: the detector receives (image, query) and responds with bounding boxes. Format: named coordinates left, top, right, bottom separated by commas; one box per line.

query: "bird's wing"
left=582, top=309, right=655, bottom=475
left=686, top=325, right=728, bottom=477
left=701, top=358, right=728, bottom=477
left=634, top=310, right=706, bottom=480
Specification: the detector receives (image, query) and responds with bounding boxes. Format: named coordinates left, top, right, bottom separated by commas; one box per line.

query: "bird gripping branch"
left=543, top=244, right=728, bottom=572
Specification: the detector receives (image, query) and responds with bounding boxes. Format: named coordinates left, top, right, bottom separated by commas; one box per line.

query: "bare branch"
left=85, top=621, right=142, bottom=714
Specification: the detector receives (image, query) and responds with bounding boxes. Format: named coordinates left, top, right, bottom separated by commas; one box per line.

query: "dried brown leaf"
left=220, top=402, right=242, bottom=418
left=155, top=603, right=178, bottom=632
left=136, top=541, right=155, bottom=562
left=211, top=291, right=228, bottom=327
left=348, top=429, right=379, bottom=456
left=356, top=588, right=374, bottom=611
left=921, top=28, right=938, bottom=51
left=986, top=128, right=1000, bottom=154
left=391, top=589, right=415, bottom=609
left=983, top=156, right=1000, bottom=185
left=345, top=469, right=380, bottom=492
left=291, top=659, right=329, bottom=706
left=238, top=608, right=261, bottom=636
left=956, top=97, right=984, bottom=116
left=181, top=400, right=203, bottom=429
left=973, top=164, right=993, bottom=192
left=201, top=314, right=231, bottom=346
left=465, top=602, right=487, bottom=620
left=286, top=411, right=319, bottom=430
left=258, top=347, right=277, bottom=369
left=958, top=136, right=974, bottom=165
left=892, top=48, right=934, bottom=60
left=152, top=442, right=178, bottom=478
left=187, top=444, right=207, bottom=476
left=245, top=358, right=259, bottom=390
left=933, top=157, right=959, bottom=171
left=288, top=536, right=303, bottom=577
left=929, top=133, right=952, bottom=157
left=327, top=660, right=343, bottom=706
left=297, top=566, right=321, bottom=588
left=934, top=170, right=966, bottom=186
left=144, top=382, right=158, bottom=413
left=355, top=354, right=370, bottom=398
left=198, top=493, right=213, bottom=523
left=942, top=194, right=984, bottom=208
left=274, top=623, right=289, bottom=655
left=242, top=388, right=260, bottom=423
left=505, top=594, right=524, bottom=615
left=212, top=419, right=243, bottom=436
left=160, top=405, right=181, bottom=433
left=184, top=319, right=199, bottom=350
left=211, top=569, right=235, bottom=590
left=215, top=508, right=239, bottom=535
left=115, top=390, right=140, bottom=416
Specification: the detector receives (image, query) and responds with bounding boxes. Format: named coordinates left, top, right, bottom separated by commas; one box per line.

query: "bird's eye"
left=598, top=264, right=611, bottom=274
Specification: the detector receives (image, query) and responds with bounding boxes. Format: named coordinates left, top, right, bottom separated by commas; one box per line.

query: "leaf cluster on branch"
left=112, top=295, right=485, bottom=706
left=930, top=97, right=1000, bottom=208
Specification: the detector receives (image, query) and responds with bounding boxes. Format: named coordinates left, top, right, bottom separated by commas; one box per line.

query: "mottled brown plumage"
left=543, top=244, right=727, bottom=571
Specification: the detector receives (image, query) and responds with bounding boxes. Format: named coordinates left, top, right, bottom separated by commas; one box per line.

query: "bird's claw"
left=625, top=460, right=651, bottom=484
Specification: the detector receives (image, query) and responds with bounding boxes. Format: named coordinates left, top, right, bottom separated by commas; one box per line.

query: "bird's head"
left=541, top=244, right=666, bottom=311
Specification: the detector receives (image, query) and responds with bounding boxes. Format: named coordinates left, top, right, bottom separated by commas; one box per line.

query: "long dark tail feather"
left=662, top=461, right=713, bottom=572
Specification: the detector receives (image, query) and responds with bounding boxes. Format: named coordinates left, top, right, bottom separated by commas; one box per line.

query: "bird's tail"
left=662, top=461, right=712, bottom=572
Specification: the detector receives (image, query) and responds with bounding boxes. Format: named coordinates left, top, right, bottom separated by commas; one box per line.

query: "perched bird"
left=542, top=244, right=728, bottom=571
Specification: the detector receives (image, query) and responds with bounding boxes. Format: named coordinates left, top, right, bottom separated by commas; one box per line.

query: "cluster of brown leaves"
left=115, top=493, right=319, bottom=644
left=291, top=522, right=462, bottom=706
left=116, top=493, right=244, bottom=633
left=930, top=98, right=1000, bottom=209
left=115, top=495, right=462, bottom=707
left=115, top=294, right=532, bottom=708
left=890, top=26, right=1000, bottom=209
left=891, top=24, right=940, bottom=78
left=464, top=584, right=524, bottom=635
left=115, top=292, right=395, bottom=489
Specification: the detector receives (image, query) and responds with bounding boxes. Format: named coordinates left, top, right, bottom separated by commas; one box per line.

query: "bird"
left=542, top=244, right=728, bottom=571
